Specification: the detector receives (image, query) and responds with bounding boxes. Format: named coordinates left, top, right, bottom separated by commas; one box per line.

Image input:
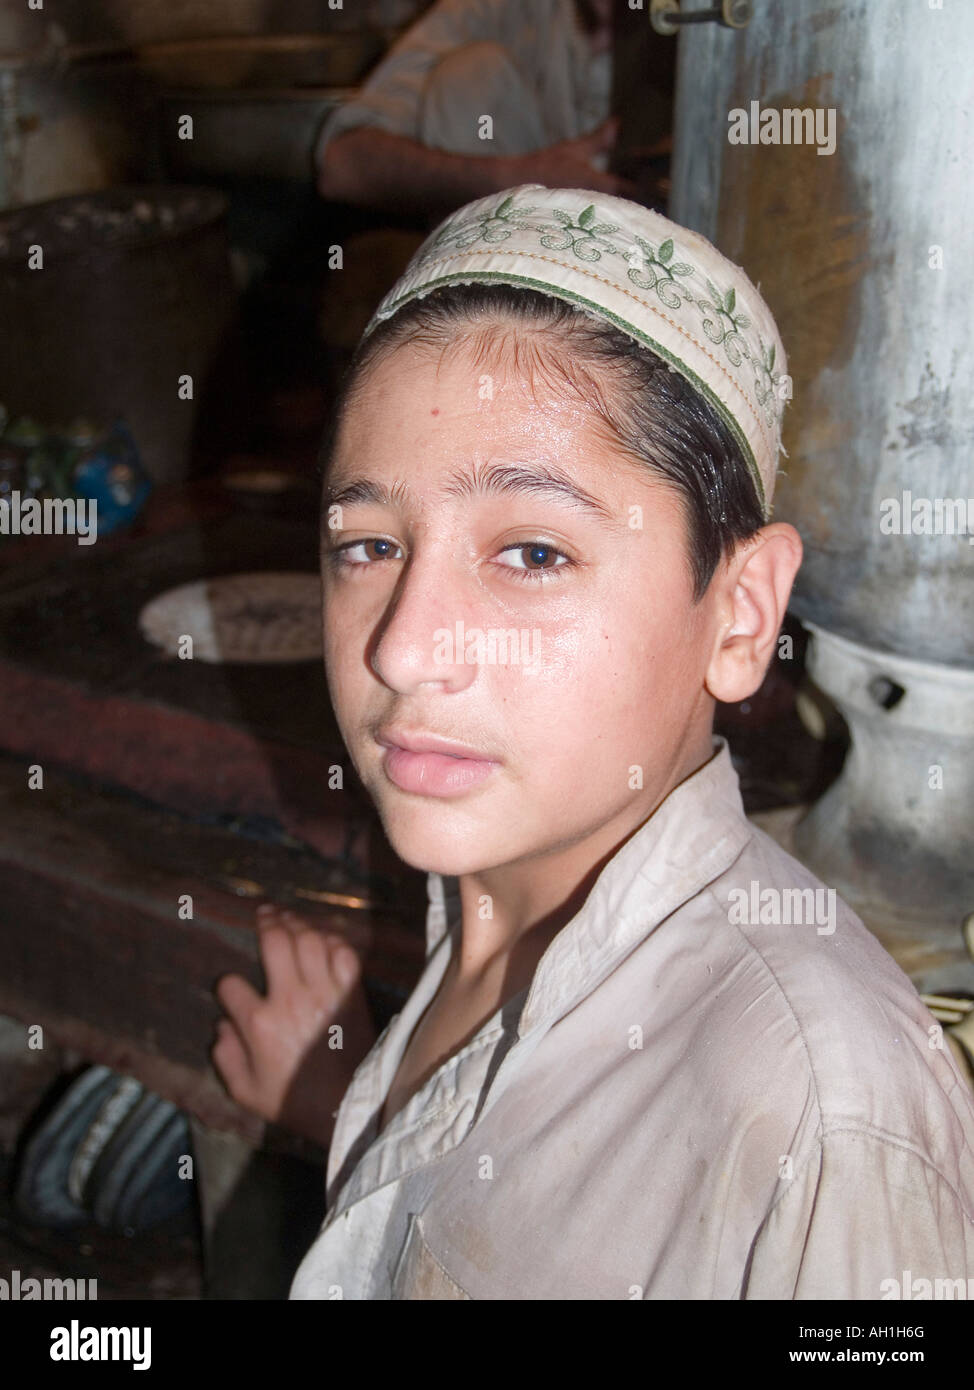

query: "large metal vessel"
left=667, top=0, right=974, bottom=989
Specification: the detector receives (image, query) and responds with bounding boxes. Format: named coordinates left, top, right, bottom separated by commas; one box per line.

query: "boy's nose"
left=367, top=556, right=480, bottom=696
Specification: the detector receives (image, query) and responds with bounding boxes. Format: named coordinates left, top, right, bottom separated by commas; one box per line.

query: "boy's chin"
left=378, top=815, right=499, bottom=880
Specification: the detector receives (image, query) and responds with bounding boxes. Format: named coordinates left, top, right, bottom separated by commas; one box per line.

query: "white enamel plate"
left=138, top=572, right=322, bottom=664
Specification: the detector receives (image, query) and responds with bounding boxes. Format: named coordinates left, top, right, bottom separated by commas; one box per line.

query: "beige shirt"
left=316, top=0, right=612, bottom=162
left=290, top=739, right=974, bottom=1299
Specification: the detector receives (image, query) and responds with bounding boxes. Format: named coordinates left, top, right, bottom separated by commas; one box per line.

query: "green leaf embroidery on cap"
left=625, top=235, right=694, bottom=309
left=751, top=336, right=787, bottom=423
left=698, top=278, right=751, bottom=366
left=427, top=195, right=540, bottom=252
left=537, top=207, right=620, bottom=262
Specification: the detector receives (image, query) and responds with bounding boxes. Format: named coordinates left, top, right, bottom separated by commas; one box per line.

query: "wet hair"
left=320, top=282, right=765, bottom=601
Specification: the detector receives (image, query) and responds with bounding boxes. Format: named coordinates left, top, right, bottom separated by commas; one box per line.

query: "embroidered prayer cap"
left=362, top=184, right=790, bottom=519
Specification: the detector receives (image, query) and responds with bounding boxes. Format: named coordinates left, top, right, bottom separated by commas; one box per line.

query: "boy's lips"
left=374, top=727, right=500, bottom=797
left=375, top=727, right=498, bottom=762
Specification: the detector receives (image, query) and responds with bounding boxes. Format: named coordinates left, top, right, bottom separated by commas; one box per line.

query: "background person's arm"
left=313, top=0, right=506, bottom=203
left=318, top=118, right=639, bottom=218
left=317, top=127, right=510, bottom=216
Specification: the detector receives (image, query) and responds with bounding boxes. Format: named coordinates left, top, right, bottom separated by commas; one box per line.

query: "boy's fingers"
left=215, top=971, right=263, bottom=1031
left=277, top=908, right=310, bottom=935
left=327, top=937, right=362, bottom=991
left=258, top=923, right=305, bottom=993
left=295, top=925, right=331, bottom=983
left=211, top=1017, right=255, bottom=1094
left=256, top=903, right=312, bottom=937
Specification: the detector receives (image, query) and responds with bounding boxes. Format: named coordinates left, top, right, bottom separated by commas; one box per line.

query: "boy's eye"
left=326, top=537, right=573, bottom=584
left=327, top=538, right=403, bottom=568
left=493, top=542, right=572, bottom=583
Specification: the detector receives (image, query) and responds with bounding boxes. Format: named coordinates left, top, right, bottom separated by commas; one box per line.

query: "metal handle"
left=650, top=0, right=752, bottom=36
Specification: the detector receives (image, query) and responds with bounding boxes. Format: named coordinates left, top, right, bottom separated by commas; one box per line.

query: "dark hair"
left=320, top=282, right=765, bottom=601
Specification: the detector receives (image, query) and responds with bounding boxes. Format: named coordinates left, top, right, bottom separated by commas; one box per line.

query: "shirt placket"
left=324, top=916, right=525, bottom=1222
left=341, top=1020, right=513, bottom=1208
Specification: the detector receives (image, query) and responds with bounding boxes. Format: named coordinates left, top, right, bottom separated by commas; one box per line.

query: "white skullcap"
left=363, top=184, right=790, bottom=518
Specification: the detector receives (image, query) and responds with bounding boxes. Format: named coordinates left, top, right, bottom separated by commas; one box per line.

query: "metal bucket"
left=0, top=184, right=235, bottom=483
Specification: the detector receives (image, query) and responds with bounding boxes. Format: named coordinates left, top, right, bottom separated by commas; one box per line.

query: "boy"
left=214, top=185, right=974, bottom=1298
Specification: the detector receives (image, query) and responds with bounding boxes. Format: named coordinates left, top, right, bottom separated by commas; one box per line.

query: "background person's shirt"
left=315, top=0, right=612, bottom=165
left=290, top=739, right=974, bottom=1299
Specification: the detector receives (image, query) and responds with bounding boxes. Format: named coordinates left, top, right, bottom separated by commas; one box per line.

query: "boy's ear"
left=704, top=522, right=803, bottom=705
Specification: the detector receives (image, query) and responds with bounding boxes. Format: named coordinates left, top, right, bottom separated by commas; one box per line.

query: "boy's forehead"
left=335, top=347, right=649, bottom=500
left=328, top=341, right=696, bottom=538
left=356, top=331, right=586, bottom=401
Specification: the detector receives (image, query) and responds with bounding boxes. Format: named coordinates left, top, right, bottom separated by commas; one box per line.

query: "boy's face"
left=320, top=339, right=721, bottom=878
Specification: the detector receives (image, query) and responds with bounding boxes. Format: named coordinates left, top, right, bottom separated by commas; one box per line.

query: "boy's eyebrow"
left=322, top=460, right=627, bottom=530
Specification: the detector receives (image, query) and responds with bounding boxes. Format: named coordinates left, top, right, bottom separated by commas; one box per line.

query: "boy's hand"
left=211, top=905, right=376, bottom=1149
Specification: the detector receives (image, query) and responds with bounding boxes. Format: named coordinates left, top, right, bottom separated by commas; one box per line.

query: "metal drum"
left=667, top=0, right=974, bottom=989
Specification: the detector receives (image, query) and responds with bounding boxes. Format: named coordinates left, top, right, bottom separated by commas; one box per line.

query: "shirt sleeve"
left=315, top=0, right=513, bottom=163
left=742, top=1127, right=974, bottom=1299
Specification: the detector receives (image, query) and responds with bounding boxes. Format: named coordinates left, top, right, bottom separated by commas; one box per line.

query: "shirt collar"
left=423, top=737, right=752, bottom=1034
